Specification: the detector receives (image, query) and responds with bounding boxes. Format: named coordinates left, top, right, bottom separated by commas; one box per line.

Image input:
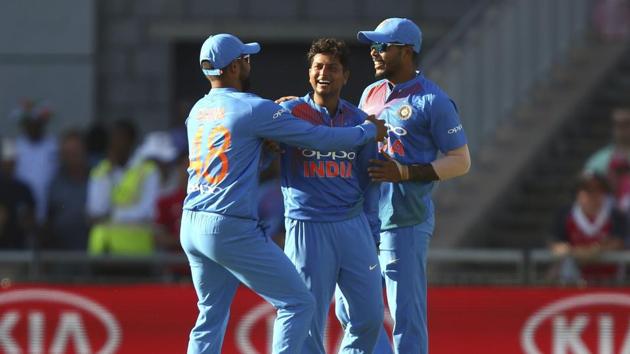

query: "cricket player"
left=278, top=38, right=384, bottom=354
left=180, top=33, right=387, bottom=354
left=337, top=18, right=471, bottom=354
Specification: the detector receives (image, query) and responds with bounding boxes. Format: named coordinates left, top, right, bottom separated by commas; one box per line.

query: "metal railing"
left=2, top=249, right=630, bottom=286
left=423, top=0, right=591, bottom=153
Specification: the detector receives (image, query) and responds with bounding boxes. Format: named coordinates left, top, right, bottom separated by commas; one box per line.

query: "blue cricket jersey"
left=183, top=88, right=376, bottom=220
left=359, top=73, right=467, bottom=231
left=279, top=94, right=381, bottom=238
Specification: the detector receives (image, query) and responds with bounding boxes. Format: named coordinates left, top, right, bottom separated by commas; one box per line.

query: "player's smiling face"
left=370, top=44, right=405, bottom=80
left=309, top=53, right=349, bottom=99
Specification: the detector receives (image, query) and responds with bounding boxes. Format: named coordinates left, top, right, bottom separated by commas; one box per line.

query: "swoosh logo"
left=386, top=258, right=399, bottom=266
left=369, top=264, right=378, bottom=270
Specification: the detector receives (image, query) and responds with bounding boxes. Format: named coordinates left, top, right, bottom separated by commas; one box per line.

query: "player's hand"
left=275, top=96, right=298, bottom=104
left=365, top=115, right=387, bottom=141
left=368, top=151, right=405, bottom=182
left=263, top=139, right=284, bottom=154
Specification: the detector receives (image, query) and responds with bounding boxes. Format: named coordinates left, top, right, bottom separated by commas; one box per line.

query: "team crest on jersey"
left=397, top=105, right=412, bottom=120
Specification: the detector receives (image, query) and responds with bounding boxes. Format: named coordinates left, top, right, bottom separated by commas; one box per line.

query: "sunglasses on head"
left=370, top=42, right=408, bottom=53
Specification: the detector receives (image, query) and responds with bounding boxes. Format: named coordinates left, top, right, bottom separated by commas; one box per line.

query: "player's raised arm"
left=253, top=101, right=386, bottom=150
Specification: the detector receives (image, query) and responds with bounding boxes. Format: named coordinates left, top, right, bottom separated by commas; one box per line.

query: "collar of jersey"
left=385, top=72, right=422, bottom=93
left=304, top=92, right=345, bottom=119
left=208, top=87, right=239, bottom=95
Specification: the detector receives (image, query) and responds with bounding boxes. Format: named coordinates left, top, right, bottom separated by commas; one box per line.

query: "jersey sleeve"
left=429, top=95, right=468, bottom=153
left=252, top=100, right=376, bottom=151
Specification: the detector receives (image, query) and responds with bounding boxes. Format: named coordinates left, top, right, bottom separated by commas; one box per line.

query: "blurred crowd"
left=0, top=99, right=285, bottom=278
left=548, top=107, right=630, bottom=285
left=3, top=100, right=630, bottom=285
left=1, top=0, right=630, bottom=281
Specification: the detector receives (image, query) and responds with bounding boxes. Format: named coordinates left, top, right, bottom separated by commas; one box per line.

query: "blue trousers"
left=336, top=224, right=431, bottom=354
left=180, top=210, right=315, bottom=354
left=284, top=213, right=384, bottom=354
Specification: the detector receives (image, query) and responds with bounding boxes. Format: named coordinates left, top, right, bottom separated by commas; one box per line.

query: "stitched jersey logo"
left=273, top=109, right=288, bottom=119
left=397, top=105, right=412, bottom=120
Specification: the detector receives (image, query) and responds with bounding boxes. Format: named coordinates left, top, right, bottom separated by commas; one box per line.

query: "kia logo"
left=521, top=293, right=630, bottom=354
left=0, top=289, right=121, bottom=354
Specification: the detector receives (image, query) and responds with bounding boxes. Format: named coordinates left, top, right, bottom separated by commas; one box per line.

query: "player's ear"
left=227, top=60, right=240, bottom=74
left=343, top=70, right=350, bottom=85
left=404, top=46, right=415, bottom=60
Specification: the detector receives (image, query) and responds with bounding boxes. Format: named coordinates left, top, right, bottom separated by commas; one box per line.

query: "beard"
left=375, top=69, right=389, bottom=80
left=239, top=61, right=252, bottom=92
left=375, top=53, right=402, bottom=80
left=240, top=75, right=251, bottom=92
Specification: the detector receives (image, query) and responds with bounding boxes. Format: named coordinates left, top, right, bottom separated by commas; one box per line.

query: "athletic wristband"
left=395, top=161, right=410, bottom=181
left=408, top=163, right=440, bottom=182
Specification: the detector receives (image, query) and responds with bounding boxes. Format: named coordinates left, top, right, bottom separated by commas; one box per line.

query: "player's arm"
left=369, top=95, right=470, bottom=182
left=357, top=140, right=381, bottom=245
left=259, top=140, right=282, bottom=172
left=369, top=145, right=470, bottom=182
left=253, top=101, right=386, bottom=151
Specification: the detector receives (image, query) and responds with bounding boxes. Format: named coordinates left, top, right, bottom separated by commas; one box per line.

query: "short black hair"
left=112, top=118, right=137, bottom=144
left=576, top=172, right=611, bottom=194
left=307, top=38, right=350, bottom=71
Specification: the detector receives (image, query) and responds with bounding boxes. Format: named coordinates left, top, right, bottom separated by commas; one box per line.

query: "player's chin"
left=374, top=68, right=387, bottom=80
left=316, top=87, right=331, bottom=96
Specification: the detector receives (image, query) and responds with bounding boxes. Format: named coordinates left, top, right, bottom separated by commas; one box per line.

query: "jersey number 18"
left=190, top=125, right=231, bottom=185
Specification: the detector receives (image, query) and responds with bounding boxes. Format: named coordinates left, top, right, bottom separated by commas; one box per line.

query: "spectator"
left=45, top=130, right=89, bottom=250
left=155, top=152, right=187, bottom=252
left=86, top=119, right=160, bottom=256
left=0, top=138, right=36, bottom=250
left=594, top=0, right=630, bottom=40
left=84, top=123, right=109, bottom=169
left=549, top=173, right=626, bottom=284
left=132, top=131, right=178, bottom=194
left=154, top=152, right=189, bottom=278
left=585, top=107, right=630, bottom=212
left=11, top=99, right=58, bottom=225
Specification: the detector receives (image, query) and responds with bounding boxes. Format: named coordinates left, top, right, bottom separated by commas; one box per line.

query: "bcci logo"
left=397, top=105, right=412, bottom=120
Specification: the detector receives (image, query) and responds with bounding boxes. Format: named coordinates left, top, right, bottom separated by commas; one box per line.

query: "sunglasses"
left=238, top=54, right=251, bottom=63
left=370, top=42, right=408, bottom=53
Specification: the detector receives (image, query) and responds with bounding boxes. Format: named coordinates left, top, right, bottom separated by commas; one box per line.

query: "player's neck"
left=388, top=66, right=416, bottom=85
left=313, top=94, right=340, bottom=117
left=210, top=79, right=242, bottom=91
